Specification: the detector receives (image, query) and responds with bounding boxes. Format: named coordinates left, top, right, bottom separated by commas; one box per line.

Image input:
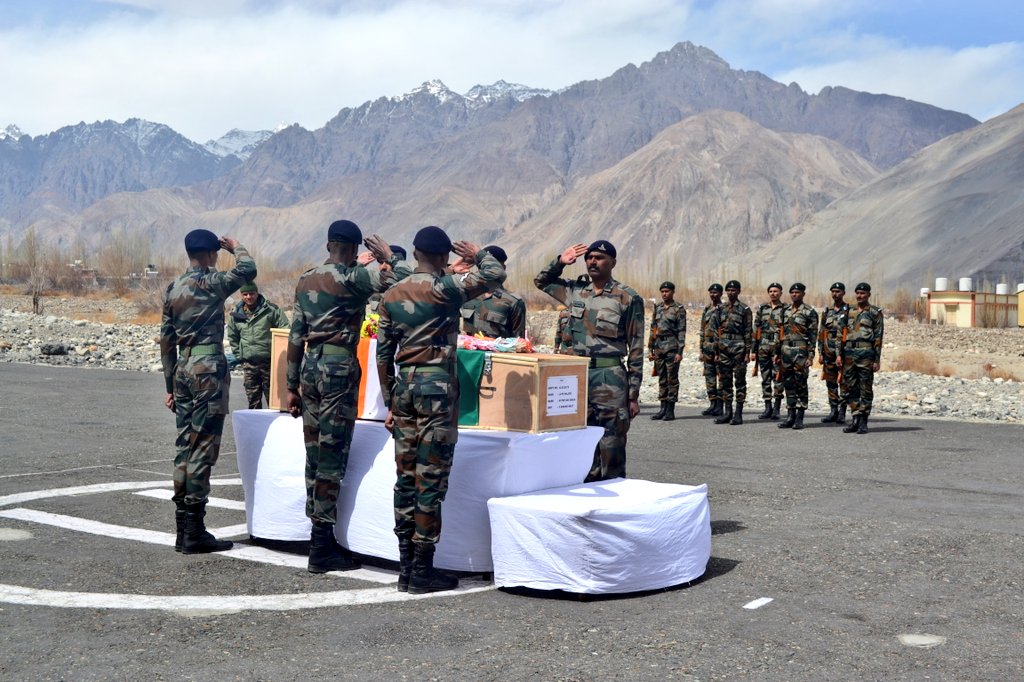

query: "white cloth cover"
left=232, top=410, right=602, bottom=571
left=487, top=478, right=711, bottom=594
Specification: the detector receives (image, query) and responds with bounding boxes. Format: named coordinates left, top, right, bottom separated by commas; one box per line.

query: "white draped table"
left=232, top=410, right=603, bottom=572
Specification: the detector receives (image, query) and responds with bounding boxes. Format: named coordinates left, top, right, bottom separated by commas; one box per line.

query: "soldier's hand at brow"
left=559, top=243, right=588, bottom=265
left=452, top=241, right=480, bottom=261
left=450, top=259, right=472, bottom=275
left=363, top=234, right=392, bottom=262
left=219, top=237, right=239, bottom=254
left=356, top=251, right=376, bottom=266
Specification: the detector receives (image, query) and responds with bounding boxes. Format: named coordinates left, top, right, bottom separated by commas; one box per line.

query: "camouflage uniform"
left=160, top=245, right=256, bottom=507
left=714, top=300, right=753, bottom=410
left=461, top=287, right=527, bottom=338
left=376, top=251, right=504, bottom=548
left=818, top=303, right=850, bottom=415
left=842, top=305, right=884, bottom=419
left=649, top=301, right=686, bottom=403
left=535, top=260, right=645, bottom=482
left=700, top=302, right=723, bottom=406
left=554, top=307, right=572, bottom=353
left=227, top=294, right=289, bottom=409
left=775, top=302, right=818, bottom=412
left=288, top=255, right=410, bottom=525
left=753, top=302, right=786, bottom=402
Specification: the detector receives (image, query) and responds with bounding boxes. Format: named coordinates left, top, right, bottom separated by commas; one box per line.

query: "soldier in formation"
left=841, top=283, right=884, bottom=434
left=712, top=280, right=752, bottom=425
left=160, top=229, right=255, bottom=554
left=227, top=281, right=290, bottom=409
left=699, top=283, right=724, bottom=416
left=751, top=282, right=785, bottom=420
left=818, top=282, right=850, bottom=425
left=535, top=240, right=644, bottom=482
left=775, top=283, right=818, bottom=430
left=460, top=245, right=527, bottom=339
left=648, top=281, right=686, bottom=422
left=376, top=226, right=505, bottom=594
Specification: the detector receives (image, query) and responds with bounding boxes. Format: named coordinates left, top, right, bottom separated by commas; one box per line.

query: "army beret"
left=327, top=219, right=362, bottom=244
left=767, top=282, right=782, bottom=291
left=708, top=283, right=723, bottom=293
left=725, top=279, right=741, bottom=290
left=483, top=245, right=508, bottom=264
left=790, top=282, right=807, bottom=292
left=659, top=281, right=675, bottom=291
left=239, top=283, right=258, bottom=294
left=830, top=281, right=846, bottom=291
left=585, top=239, right=616, bottom=259
left=184, top=228, right=220, bottom=253
left=388, top=245, right=407, bottom=260
left=413, top=225, right=452, bottom=254
left=855, top=282, right=872, bottom=292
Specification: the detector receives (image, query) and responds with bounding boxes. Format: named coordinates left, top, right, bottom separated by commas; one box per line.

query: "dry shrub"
left=891, top=349, right=955, bottom=377
left=979, top=362, right=1020, bottom=382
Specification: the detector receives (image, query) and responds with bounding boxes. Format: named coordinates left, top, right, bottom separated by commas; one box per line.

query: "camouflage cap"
left=790, top=282, right=807, bottom=292
left=708, top=283, right=723, bottom=293
left=830, top=281, right=846, bottom=291
left=184, top=228, right=220, bottom=253
left=239, top=282, right=258, bottom=294
left=659, top=281, right=675, bottom=291
left=855, top=282, right=872, bottom=292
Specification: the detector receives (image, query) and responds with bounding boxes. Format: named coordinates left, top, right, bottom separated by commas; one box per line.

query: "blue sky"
left=2, top=0, right=1022, bottom=141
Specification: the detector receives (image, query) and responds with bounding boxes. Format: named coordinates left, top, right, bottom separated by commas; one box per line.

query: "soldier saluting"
left=841, top=282, right=884, bottom=434
left=648, top=281, right=686, bottom=422
left=460, top=245, right=527, bottom=339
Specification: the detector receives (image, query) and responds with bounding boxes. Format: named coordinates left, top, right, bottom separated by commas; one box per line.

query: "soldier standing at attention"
left=460, top=245, right=527, bottom=338
left=160, top=229, right=255, bottom=554
left=751, top=282, right=786, bottom=420
left=713, top=280, right=752, bottom=425
left=818, top=282, right=850, bottom=425
left=841, top=283, right=884, bottom=435
left=376, top=227, right=505, bottom=594
left=227, top=282, right=290, bottom=409
left=285, top=220, right=408, bottom=574
left=700, top=283, right=724, bottom=417
left=648, top=281, right=686, bottom=422
left=774, top=283, right=819, bottom=430
left=535, top=241, right=644, bottom=482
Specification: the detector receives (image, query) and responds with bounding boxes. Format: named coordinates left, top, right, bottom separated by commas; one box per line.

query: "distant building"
left=926, top=278, right=1020, bottom=328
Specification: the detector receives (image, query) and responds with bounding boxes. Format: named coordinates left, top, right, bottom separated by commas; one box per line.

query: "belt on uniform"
left=845, top=340, right=874, bottom=348
left=398, top=364, right=449, bottom=374
left=179, top=343, right=221, bottom=358
left=720, top=333, right=746, bottom=340
left=319, top=343, right=354, bottom=356
left=589, top=357, right=622, bottom=369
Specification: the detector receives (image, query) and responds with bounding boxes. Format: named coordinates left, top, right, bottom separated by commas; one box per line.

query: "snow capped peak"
left=1, top=124, right=26, bottom=141
left=395, top=79, right=463, bottom=104
left=204, top=128, right=274, bottom=159
left=464, top=80, right=552, bottom=105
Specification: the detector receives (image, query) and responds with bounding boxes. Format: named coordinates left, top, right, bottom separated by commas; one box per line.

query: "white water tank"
left=934, top=277, right=949, bottom=291
left=996, top=283, right=1010, bottom=295
left=920, top=287, right=930, bottom=298
left=958, top=277, right=973, bottom=292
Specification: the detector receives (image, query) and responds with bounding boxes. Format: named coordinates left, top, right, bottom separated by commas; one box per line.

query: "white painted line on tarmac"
left=743, top=597, right=774, bottom=610
left=0, top=480, right=170, bottom=507
left=1, top=507, right=177, bottom=547
left=133, top=488, right=247, bottom=511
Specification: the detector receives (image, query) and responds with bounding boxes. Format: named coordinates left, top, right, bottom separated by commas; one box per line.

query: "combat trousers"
left=172, top=353, right=230, bottom=506
left=757, top=347, right=783, bottom=401
left=242, top=359, right=272, bottom=409
left=300, top=350, right=360, bottom=524
left=820, top=351, right=842, bottom=406
left=842, top=351, right=875, bottom=416
left=586, top=364, right=630, bottom=483
left=701, top=344, right=720, bottom=401
left=779, top=344, right=811, bottom=409
left=391, top=366, right=459, bottom=547
left=716, top=341, right=748, bottom=404
left=652, top=350, right=681, bottom=402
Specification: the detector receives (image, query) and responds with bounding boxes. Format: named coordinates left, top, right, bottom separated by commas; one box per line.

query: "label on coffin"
left=545, top=376, right=578, bottom=416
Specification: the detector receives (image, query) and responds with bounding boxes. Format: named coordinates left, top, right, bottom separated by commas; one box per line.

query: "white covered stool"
left=487, top=478, right=711, bottom=594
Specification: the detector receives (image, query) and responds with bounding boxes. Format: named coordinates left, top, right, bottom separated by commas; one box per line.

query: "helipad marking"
left=0, top=479, right=243, bottom=508
left=133, top=488, right=246, bottom=511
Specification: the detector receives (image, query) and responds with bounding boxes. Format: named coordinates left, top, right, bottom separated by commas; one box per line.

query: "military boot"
left=835, top=404, right=847, bottom=425
left=397, top=539, right=415, bottom=592
left=778, top=408, right=796, bottom=428
left=650, top=401, right=666, bottom=420
left=174, top=501, right=186, bottom=553
left=182, top=503, right=233, bottom=554
left=408, top=544, right=458, bottom=594
left=792, top=408, right=806, bottom=430
left=770, top=397, right=782, bottom=420
left=662, top=402, right=676, bottom=421
left=701, top=399, right=718, bottom=416
left=843, top=414, right=861, bottom=433
left=730, top=402, right=744, bottom=425
left=714, top=401, right=733, bottom=424
left=857, top=414, right=869, bottom=434
left=757, top=400, right=773, bottom=419
left=308, top=521, right=361, bottom=573
left=821, top=404, right=839, bottom=423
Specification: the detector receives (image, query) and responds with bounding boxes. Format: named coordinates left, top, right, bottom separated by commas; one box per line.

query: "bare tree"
left=97, top=229, right=151, bottom=297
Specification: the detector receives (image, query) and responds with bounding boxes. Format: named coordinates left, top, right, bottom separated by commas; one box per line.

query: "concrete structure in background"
left=926, top=277, right=1020, bottom=327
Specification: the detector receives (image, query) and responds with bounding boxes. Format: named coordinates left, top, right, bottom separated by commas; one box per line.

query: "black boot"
left=757, top=400, right=773, bottom=419
left=182, top=503, right=233, bottom=554
left=835, top=404, right=847, bottom=425
left=397, top=539, right=414, bottom=592
left=714, top=401, right=733, bottom=424
left=843, top=414, right=861, bottom=433
left=408, top=544, right=458, bottom=595
left=174, top=502, right=186, bottom=553
left=792, top=408, right=805, bottom=430
left=778, top=408, right=795, bottom=428
left=701, top=399, right=719, bottom=416
left=651, top=401, right=666, bottom=420
left=821, top=404, right=839, bottom=423
left=308, top=521, right=361, bottom=573
left=770, top=397, right=782, bottom=420
left=709, top=399, right=724, bottom=417
left=662, top=402, right=676, bottom=421
left=857, top=414, right=869, bottom=434
left=730, top=403, right=744, bottom=425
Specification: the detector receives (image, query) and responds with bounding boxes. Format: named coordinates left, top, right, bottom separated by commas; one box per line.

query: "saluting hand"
left=219, top=236, right=239, bottom=254
left=363, top=234, right=393, bottom=263
left=559, top=243, right=588, bottom=265
left=356, top=251, right=376, bottom=266
left=452, top=240, right=481, bottom=262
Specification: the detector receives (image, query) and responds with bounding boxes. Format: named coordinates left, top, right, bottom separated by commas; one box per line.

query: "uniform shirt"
left=227, top=295, right=290, bottom=363
left=715, top=300, right=753, bottom=355
left=777, top=302, right=819, bottom=354
left=649, top=301, right=686, bottom=353
left=287, top=256, right=411, bottom=390
left=460, top=287, right=527, bottom=338
left=159, top=245, right=257, bottom=393
left=818, top=303, right=850, bottom=358
left=843, top=304, right=885, bottom=364
left=534, top=258, right=645, bottom=401
left=752, top=302, right=785, bottom=355
left=376, top=251, right=505, bottom=405
left=700, top=302, right=722, bottom=354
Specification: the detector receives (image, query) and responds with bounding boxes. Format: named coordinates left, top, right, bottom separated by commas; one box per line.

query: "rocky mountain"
left=203, top=128, right=276, bottom=160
